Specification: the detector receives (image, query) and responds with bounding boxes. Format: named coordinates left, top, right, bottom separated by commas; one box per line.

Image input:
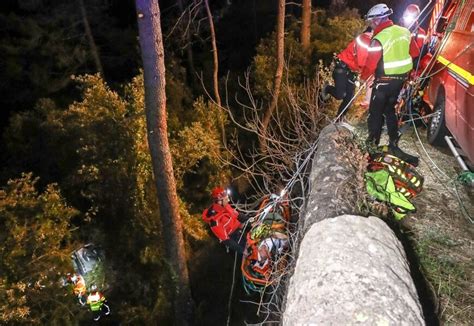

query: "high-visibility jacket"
left=361, top=20, right=419, bottom=80
left=374, top=25, right=413, bottom=75
left=337, top=32, right=372, bottom=72
left=87, top=292, right=105, bottom=311
left=202, top=203, right=241, bottom=241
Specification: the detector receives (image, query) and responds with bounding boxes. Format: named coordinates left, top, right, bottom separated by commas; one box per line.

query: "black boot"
left=319, top=81, right=331, bottom=102
left=388, top=143, right=419, bottom=167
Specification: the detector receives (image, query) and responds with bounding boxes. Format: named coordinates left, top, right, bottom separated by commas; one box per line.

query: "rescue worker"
left=86, top=285, right=110, bottom=322
left=360, top=3, right=419, bottom=166
left=254, top=232, right=289, bottom=270
left=401, top=4, right=427, bottom=69
left=321, top=27, right=373, bottom=121
left=70, top=273, right=87, bottom=306
left=202, top=187, right=251, bottom=254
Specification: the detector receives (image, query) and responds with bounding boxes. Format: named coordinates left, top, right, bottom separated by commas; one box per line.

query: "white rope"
left=226, top=251, right=239, bottom=326
left=406, top=87, right=473, bottom=224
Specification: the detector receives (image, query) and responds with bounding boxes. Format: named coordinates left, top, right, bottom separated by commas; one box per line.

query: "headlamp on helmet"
left=211, top=187, right=228, bottom=201
left=402, top=4, right=420, bottom=27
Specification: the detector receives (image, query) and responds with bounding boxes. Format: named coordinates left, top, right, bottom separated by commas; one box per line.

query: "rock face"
left=302, top=124, right=365, bottom=232
left=283, top=125, right=424, bottom=325
left=283, top=215, right=424, bottom=325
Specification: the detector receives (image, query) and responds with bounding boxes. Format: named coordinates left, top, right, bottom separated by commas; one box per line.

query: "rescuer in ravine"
left=202, top=187, right=252, bottom=254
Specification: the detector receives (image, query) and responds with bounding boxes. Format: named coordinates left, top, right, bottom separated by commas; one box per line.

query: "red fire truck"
left=423, top=0, right=474, bottom=168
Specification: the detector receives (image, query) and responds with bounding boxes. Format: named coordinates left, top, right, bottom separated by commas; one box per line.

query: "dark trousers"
left=367, top=78, right=405, bottom=145
left=223, top=228, right=247, bottom=255
left=326, top=62, right=356, bottom=118
left=92, top=303, right=110, bottom=321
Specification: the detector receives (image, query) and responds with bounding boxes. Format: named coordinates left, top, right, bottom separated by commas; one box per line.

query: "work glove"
left=238, top=212, right=252, bottom=223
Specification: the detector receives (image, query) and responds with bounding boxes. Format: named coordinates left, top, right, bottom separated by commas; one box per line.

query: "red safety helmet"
left=211, top=187, right=227, bottom=200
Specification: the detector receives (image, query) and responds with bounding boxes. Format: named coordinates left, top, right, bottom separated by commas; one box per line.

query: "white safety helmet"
left=365, top=3, right=393, bottom=21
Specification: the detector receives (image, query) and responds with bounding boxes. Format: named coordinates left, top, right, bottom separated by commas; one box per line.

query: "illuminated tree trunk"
left=301, top=0, right=311, bottom=52
left=260, top=0, right=285, bottom=152
left=78, top=0, right=104, bottom=77
left=135, top=1, right=194, bottom=324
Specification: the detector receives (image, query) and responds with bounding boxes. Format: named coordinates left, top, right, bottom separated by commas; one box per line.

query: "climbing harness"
left=366, top=146, right=425, bottom=219
left=369, top=147, right=424, bottom=198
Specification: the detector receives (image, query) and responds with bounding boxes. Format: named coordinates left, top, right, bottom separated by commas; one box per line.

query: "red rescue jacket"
left=337, top=32, right=372, bottom=73
left=411, top=26, right=427, bottom=56
left=202, top=203, right=241, bottom=241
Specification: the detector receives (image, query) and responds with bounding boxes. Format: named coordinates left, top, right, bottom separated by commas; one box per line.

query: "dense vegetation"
left=0, top=0, right=424, bottom=324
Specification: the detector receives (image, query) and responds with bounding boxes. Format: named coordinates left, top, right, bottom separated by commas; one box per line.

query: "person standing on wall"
left=321, top=27, right=373, bottom=121
left=360, top=3, right=420, bottom=166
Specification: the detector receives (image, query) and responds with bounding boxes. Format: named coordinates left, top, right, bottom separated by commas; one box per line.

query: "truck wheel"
left=427, top=92, right=448, bottom=146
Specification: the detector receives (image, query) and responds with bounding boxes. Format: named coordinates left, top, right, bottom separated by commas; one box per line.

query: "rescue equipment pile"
left=365, top=146, right=424, bottom=220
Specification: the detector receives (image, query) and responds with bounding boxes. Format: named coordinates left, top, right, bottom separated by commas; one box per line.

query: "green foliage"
left=171, top=97, right=228, bottom=188
left=253, top=28, right=313, bottom=98
left=0, top=173, right=81, bottom=324
left=312, top=9, right=366, bottom=58
left=252, top=8, right=364, bottom=100
left=415, top=227, right=467, bottom=298
left=2, top=73, right=227, bottom=322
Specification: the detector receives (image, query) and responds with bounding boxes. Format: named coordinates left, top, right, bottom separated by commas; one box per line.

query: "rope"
left=453, top=180, right=474, bottom=223
left=229, top=3, right=473, bottom=321
left=416, top=42, right=473, bottom=81
left=400, top=111, right=437, bottom=124
left=331, top=80, right=369, bottom=124
left=226, top=251, right=239, bottom=326
left=405, top=83, right=473, bottom=224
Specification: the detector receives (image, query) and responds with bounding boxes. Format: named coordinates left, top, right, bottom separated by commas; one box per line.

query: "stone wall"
left=282, top=125, right=424, bottom=325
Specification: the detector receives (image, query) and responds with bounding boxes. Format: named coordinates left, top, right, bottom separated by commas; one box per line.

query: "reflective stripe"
left=88, top=293, right=100, bottom=301
left=384, top=57, right=413, bottom=69
left=368, top=45, right=383, bottom=52
left=437, top=55, right=474, bottom=86
left=416, top=34, right=427, bottom=40
left=374, top=25, right=413, bottom=75
left=356, top=35, right=382, bottom=52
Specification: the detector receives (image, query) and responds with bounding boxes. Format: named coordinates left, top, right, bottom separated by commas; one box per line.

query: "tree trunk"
left=134, top=1, right=194, bottom=324
left=204, top=0, right=226, bottom=144
left=78, top=0, right=104, bottom=77
left=259, top=0, right=285, bottom=152
left=300, top=0, right=311, bottom=52
left=204, top=0, right=221, bottom=107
